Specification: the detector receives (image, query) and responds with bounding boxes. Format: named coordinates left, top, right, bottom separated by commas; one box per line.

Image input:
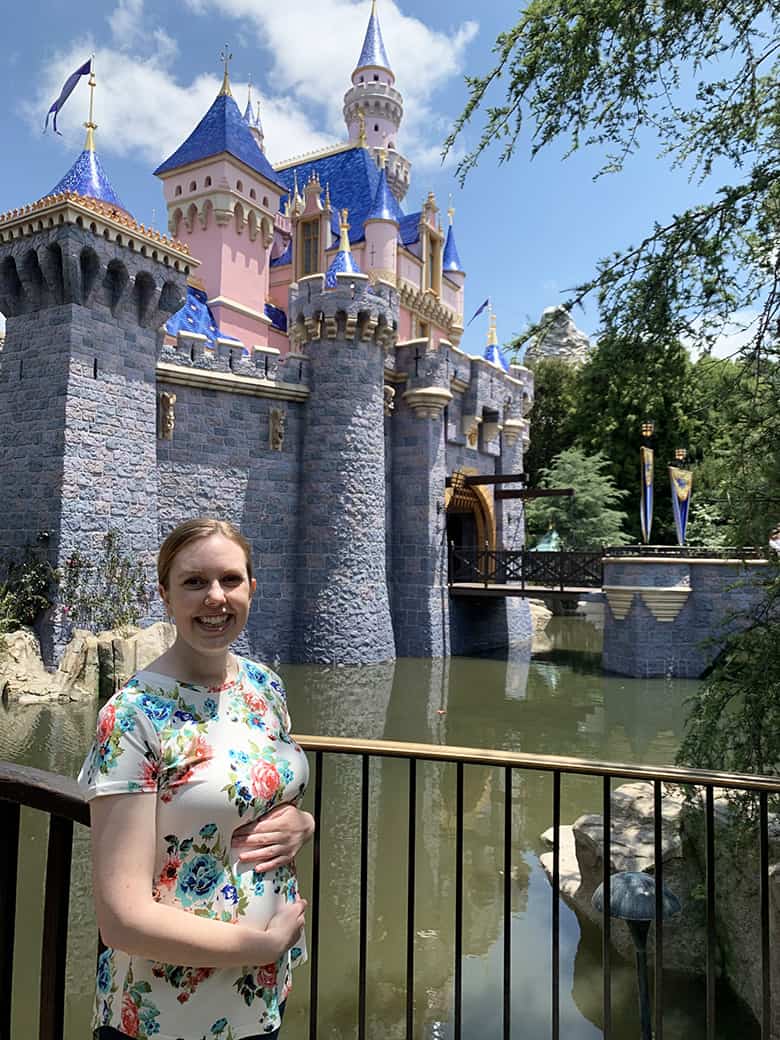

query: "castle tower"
left=243, top=81, right=265, bottom=153
left=343, top=0, right=411, bottom=201
left=363, top=165, right=401, bottom=283
left=288, top=214, right=398, bottom=664
left=0, top=88, right=190, bottom=660
left=154, top=55, right=284, bottom=346
left=442, top=203, right=465, bottom=320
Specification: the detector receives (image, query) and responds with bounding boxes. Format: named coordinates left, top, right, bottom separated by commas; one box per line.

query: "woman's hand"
left=267, top=896, right=307, bottom=955
left=232, top=804, right=315, bottom=872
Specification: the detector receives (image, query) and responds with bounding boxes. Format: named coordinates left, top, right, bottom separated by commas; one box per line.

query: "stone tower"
left=0, top=177, right=190, bottom=658
left=288, top=224, right=398, bottom=664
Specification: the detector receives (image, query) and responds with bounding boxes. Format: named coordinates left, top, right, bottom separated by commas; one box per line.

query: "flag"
left=466, top=297, right=490, bottom=326
left=44, top=59, right=92, bottom=135
left=669, top=466, right=693, bottom=546
left=640, top=446, right=654, bottom=544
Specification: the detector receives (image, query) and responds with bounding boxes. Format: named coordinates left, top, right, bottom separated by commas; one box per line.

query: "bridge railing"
left=2, top=743, right=778, bottom=1040
left=448, top=545, right=604, bottom=590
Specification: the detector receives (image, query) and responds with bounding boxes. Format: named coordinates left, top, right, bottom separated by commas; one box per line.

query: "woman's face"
left=160, top=533, right=256, bottom=659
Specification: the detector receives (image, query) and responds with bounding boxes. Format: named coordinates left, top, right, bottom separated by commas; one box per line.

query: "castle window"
left=373, top=74, right=379, bottom=81
left=175, top=186, right=182, bottom=196
left=205, top=176, right=212, bottom=187
left=374, top=124, right=379, bottom=132
left=359, top=75, right=364, bottom=83
left=263, top=196, right=269, bottom=207
left=93, top=358, right=98, bottom=379
left=249, top=188, right=256, bottom=200
left=236, top=180, right=244, bottom=192
left=301, top=220, right=320, bottom=276
left=189, top=180, right=197, bottom=191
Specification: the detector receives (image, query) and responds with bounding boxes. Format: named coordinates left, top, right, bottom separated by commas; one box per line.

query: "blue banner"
left=640, top=447, right=654, bottom=544
left=45, top=59, right=92, bottom=135
left=669, top=466, right=693, bottom=546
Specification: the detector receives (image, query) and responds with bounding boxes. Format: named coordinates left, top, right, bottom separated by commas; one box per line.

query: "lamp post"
left=592, top=871, right=681, bottom=1040
left=674, top=447, right=688, bottom=465
left=641, top=420, right=655, bottom=442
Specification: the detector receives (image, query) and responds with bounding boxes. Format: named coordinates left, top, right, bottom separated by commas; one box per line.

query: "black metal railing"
left=2, top=744, right=778, bottom=1040
left=448, top=545, right=604, bottom=590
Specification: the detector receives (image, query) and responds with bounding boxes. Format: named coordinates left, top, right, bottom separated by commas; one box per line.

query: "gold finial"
left=487, top=309, right=498, bottom=347
left=219, top=45, right=233, bottom=96
left=83, top=57, right=97, bottom=152
left=378, top=147, right=387, bottom=169
left=339, top=209, right=351, bottom=253
left=447, top=193, right=455, bottom=226
left=357, top=109, right=367, bottom=148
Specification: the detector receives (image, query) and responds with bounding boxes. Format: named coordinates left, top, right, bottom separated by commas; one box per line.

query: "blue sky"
left=0, top=0, right=731, bottom=356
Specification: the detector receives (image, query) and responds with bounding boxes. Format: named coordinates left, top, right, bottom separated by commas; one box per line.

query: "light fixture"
left=674, top=447, right=688, bottom=463
left=640, top=420, right=655, bottom=439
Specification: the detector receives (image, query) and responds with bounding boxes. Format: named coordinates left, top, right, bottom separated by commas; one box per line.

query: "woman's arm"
left=90, top=793, right=306, bottom=967
left=232, top=803, right=315, bottom=872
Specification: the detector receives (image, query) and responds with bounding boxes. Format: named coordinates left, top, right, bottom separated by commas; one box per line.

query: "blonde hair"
left=157, top=518, right=254, bottom=588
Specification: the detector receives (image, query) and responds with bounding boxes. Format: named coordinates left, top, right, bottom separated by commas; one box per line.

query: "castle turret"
left=343, top=0, right=411, bottom=201
left=483, top=311, right=510, bottom=372
left=154, top=55, right=285, bottom=347
left=363, top=166, right=401, bottom=283
left=0, top=84, right=191, bottom=660
left=243, top=81, right=265, bottom=153
left=289, top=216, right=398, bottom=664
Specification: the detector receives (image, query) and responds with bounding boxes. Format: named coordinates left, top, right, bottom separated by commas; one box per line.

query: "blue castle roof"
left=484, top=343, right=510, bottom=373
left=155, top=92, right=283, bottom=188
left=165, top=285, right=240, bottom=349
left=276, top=146, right=396, bottom=245
left=366, top=167, right=402, bottom=223
left=356, top=2, right=391, bottom=71
left=443, top=223, right=463, bottom=272
left=325, top=245, right=362, bottom=287
left=49, top=148, right=127, bottom=212
left=399, top=212, right=421, bottom=246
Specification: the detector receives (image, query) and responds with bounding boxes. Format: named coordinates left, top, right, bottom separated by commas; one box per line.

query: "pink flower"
left=250, top=761, right=280, bottom=801
left=120, top=993, right=140, bottom=1036
left=244, top=691, right=267, bottom=714
left=257, top=963, right=278, bottom=988
left=141, top=758, right=160, bottom=790
left=96, top=704, right=116, bottom=745
left=158, top=855, right=181, bottom=890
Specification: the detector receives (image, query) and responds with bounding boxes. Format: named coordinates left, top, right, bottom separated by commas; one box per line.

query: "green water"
left=0, top=619, right=758, bottom=1039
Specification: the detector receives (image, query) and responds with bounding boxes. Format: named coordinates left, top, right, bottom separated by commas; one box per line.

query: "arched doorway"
left=445, top=472, right=496, bottom=581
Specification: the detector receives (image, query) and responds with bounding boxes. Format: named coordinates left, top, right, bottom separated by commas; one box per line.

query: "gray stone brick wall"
left=156, top=383, right=304, bottom=664
left=602, top=558, right=771, bottom=677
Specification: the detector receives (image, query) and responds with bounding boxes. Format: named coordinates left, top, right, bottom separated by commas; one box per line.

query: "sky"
left=0, top=0, right=739, bottom=357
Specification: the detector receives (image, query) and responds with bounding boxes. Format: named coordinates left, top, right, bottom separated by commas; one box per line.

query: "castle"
left=0, top=2, right=534, bottom=665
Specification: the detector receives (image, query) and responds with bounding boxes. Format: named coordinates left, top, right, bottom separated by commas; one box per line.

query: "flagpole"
left=84, top=55, right=97, bottom=151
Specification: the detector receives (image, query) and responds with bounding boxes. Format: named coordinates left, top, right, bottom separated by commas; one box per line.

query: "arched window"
left=175, top=185, right=182, bottom=196
left=374, top=124, right=379, bottom=132
left=373, top=73, right=379, bottom=81
left=205, top=176, right=212, bottom=187
left=249, top=188, right=256, bottom=200
left=189, top=180, right=197, bottom=191
left=236, top=180, right=244, bottom=192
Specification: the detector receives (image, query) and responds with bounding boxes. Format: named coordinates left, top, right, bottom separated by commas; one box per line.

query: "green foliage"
left=523, top=358, right=582, bottom=485
left=59, top=530, right=150, bottom=635
left=3, top=554, right=55, bottom=626
left=525, top=447, right=631, bottom=549
left=676, top=565, right=780, bottom=815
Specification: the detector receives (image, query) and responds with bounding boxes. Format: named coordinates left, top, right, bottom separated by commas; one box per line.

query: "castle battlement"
left=289, top=272, right=398, bottom=351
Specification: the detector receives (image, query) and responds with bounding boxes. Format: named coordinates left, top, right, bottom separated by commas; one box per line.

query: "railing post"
left=0, top=801, right=20, bottom=1040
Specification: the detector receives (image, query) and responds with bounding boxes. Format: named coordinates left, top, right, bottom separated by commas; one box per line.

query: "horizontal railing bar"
left=0, top=763, right=88, bottom=825
left=292, top=737, right=780, bottom=793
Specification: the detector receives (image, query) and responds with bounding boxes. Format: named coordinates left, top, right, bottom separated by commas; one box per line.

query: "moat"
left=1, top=618, right=759, bottom=1039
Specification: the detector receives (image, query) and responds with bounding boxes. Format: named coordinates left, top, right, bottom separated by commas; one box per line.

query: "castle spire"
left=355, top=0, right=391, bottom=75
left=218, top=44, right=233, bottom=97
left=325, top=209, right=362, bottom=287
left=483, top=309, right=510, bottom=372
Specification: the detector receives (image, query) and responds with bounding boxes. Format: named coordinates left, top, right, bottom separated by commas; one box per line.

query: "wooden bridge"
left=448, top=546, right=605, bottom=599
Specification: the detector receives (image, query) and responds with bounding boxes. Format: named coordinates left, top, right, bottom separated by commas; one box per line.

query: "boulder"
left=0, top=628, right=87, bottom=702
left=529, top=598, right=553, bottom=653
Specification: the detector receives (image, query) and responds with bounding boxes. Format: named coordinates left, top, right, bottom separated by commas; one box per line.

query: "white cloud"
left=26, top=0, right=478, bottom=180
left=181, top=0, right=478, bottom=168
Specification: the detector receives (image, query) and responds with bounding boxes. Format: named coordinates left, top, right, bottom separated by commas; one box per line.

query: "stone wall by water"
left=602, top=556, right=771, bottom=677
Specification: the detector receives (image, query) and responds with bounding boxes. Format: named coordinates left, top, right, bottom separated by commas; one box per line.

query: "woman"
left=78, top=518, right=313, bottom=1040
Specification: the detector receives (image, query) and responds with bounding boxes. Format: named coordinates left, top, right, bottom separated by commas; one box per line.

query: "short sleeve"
left=242, top=659, right=292, bottom=733
left=77, top=683, right=163, bottom=800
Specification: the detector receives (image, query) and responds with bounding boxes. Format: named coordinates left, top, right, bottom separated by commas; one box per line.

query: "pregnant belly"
left=230, top=850, right=296, bottom=932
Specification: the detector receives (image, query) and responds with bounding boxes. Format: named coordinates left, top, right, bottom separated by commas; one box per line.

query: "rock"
left=0, top=628, right=87, bottom=701
left=524, top=306, right=591, bottom=367
left=540, top=825, right=581, bottom=899
left=58, top=622, right=176, bottom=697
left=1, top=621, right=176, bottom=703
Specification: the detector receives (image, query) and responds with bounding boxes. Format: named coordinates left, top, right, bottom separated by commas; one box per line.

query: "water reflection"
left=0, top=620, right=758, bottom=1038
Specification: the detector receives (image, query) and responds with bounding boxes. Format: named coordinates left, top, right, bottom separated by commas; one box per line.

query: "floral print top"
left=77, top=658, right=309, bottom=1040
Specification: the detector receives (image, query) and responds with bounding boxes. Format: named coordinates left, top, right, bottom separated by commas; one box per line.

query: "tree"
left=525, top=447, right=631, bottom=549
left=444, top=0, right=780, bottom=782
left=523, top=357, right=582, bottom=486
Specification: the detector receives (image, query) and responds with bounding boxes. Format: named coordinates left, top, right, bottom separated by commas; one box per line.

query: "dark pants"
left=96, top=1001, right=286, bottom=1040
